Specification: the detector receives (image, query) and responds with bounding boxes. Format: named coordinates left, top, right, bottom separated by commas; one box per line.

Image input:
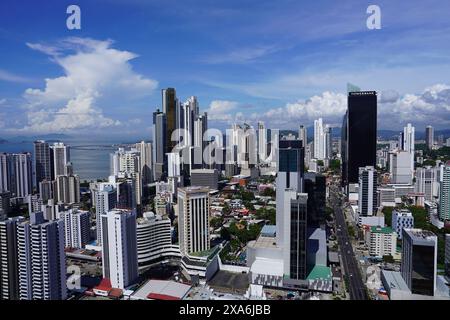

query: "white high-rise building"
left=167, top=152, right=181, bottom=178
left=314, top=118, right=326, bottom=160
left=0, top=153, right=33, bottom=198
left=17, top=212, right=66, bottom=300
left=51, top=142, right=70, bottom=177
left=95, top=182, right=117, bottom=246
left=258, top=121, right=268, bottom=164
left=135, top=141, right=153, bottom=184
left=136, top=212, right=179, bottom=270
left=415, top=166, right=437, bottom=201
left=60, top=209, right=90, bottom=249
left=55, top=174, right=80, bottom=204
left=110, top=148, right=143, bottom=205
left=390, top=150, right=412, bottom=184
left=178, top=187, right=210, bottom=256
left=358, top=166, right=378, bottom=217
left=101, top=209, right=138, bottom=289
left=402, top=123, right=415, bottom=174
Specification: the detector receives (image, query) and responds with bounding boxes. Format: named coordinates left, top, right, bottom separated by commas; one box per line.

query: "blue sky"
left=0, top=0, right=450, bottom=138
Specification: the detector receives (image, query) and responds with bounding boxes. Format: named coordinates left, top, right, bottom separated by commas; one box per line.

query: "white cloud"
left=20, top=37, right=158, bottom=133
left=204, top=45, right=280, bottom=64
left=206, top=100, right=239, bottom=122
left=257, top=91, right=347, bottom=127
left=0, top=69, right=32, bottom=83
left=208, top=85, right=450, bottom=130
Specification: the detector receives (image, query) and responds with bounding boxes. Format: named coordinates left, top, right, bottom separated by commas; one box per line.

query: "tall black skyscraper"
left=152, top=109, right=167, bottom=181
left=162, top=88, right=177, bottom=155
left=341, top=91, right=377, bottom=186
left=33, top=141, right=53, bottom=191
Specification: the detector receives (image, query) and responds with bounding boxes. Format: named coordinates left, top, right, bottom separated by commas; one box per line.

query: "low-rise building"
left=366, top=226, right=397, bottom=257
left=392, top=209, right=414, bottom=240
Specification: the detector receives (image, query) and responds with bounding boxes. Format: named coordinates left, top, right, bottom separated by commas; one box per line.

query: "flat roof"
left=404, top=228, right=437, bottom=243
left=260, top=225, right=276, bottom=237
left=132, top=280, right=191, bottom=300
left=252, top=236, right=278, bottom=249
left=381, top=270, right=409, bottom=292
left=370, top=226, right=394, bottom=234
left=250, top=258, right=283, bottom=277
left=307, top=265, right=332, bottom=281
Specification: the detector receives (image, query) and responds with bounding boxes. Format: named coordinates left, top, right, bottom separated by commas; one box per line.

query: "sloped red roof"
left=94, top=278, right=112, bottom=291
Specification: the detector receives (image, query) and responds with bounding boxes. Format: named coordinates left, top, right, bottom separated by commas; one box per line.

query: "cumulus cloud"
left=206, top=100, right=239, bottom=121
left=208, top=85, right=450, bottom=130
left=20, top=37, right=158, bottom=133
left=379, top=84, right=450, bottom=128
left=257, top=91, right=347, bottom=127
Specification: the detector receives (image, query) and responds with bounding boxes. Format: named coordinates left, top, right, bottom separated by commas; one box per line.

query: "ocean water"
left=0, top=138, right=135, bottom=181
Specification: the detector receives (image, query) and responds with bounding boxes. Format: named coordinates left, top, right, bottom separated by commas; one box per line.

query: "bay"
left=0, top=137, right=138, bottom=181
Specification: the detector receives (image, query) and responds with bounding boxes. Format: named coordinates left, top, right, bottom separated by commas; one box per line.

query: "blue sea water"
left=0, top=137, right=136, bottom=181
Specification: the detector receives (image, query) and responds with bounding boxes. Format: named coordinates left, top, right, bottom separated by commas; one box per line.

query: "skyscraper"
left=426, top=125, right=434, bottom=150
left=276, top=139, right=304, bottom=249
left=341, top=91, right=377, bottom=187
left=324, top=125, right=332, bottom=159
left=402, top=123, right=415, bottom=174
left=1, top=153, right=33, bottom=198
left=358, top=166, right=378, bottom=217
left=153, top=109, right=166, bottom=181
left=162, top=88, right=178, bottom=156
left=0, top=216, right=23, bottom=300
left=298, top=125, right=307, bottom=147
left=178, top=187, right=210, bottom=256
left=282, top=190, right=308, bottom=282
left=390, top=150, right=412, bottom=184
left=101, top=209, right=138, bottom=289
left=314, top=118, right=325, bottom=160
left=95, top=182, right=117, bottom=246
left=135, top=141, right=153, bottom=185
left=55, top=174, right=80, bottom=204
left=33, top=140, right=53, bottom=190
left=258, top=121, right=268, bottom=164
left=415, top=166, right=436, bottom=201
left=17, top=212, right=66, bottom=300
left=60, top=209, right=90, bottom=249
left=51, top=142, right=70, bottom=177
left=439, top=164, right=450, bottom=221
left=401, top=229, right=437, bottom=296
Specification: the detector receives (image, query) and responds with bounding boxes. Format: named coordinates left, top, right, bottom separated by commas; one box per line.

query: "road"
left=330, top=186, right=368, bottom=300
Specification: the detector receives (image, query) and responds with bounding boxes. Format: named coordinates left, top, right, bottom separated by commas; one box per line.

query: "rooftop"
left=381, top=270, right=410, bottom=292
left=404, top=228, right=437, bottom=242
left=260, top=225, right=276, bottom=238
left=250, top=258, right=283, bottom=277
left=132, top=280, right=191, bottom=301
left=370, top=226, right=394, bottom=234
left=306, top=265, right=332, bottom=281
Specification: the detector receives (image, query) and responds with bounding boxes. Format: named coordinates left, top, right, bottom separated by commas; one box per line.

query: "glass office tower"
left=341, top=91, right=377, bottom=186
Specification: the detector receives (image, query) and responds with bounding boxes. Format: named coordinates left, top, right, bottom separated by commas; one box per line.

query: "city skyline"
left=0, top=0, right=450, bottom=138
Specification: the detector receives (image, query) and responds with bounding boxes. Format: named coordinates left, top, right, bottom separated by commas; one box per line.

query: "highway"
left=330, top=185, right=368, bottom=300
